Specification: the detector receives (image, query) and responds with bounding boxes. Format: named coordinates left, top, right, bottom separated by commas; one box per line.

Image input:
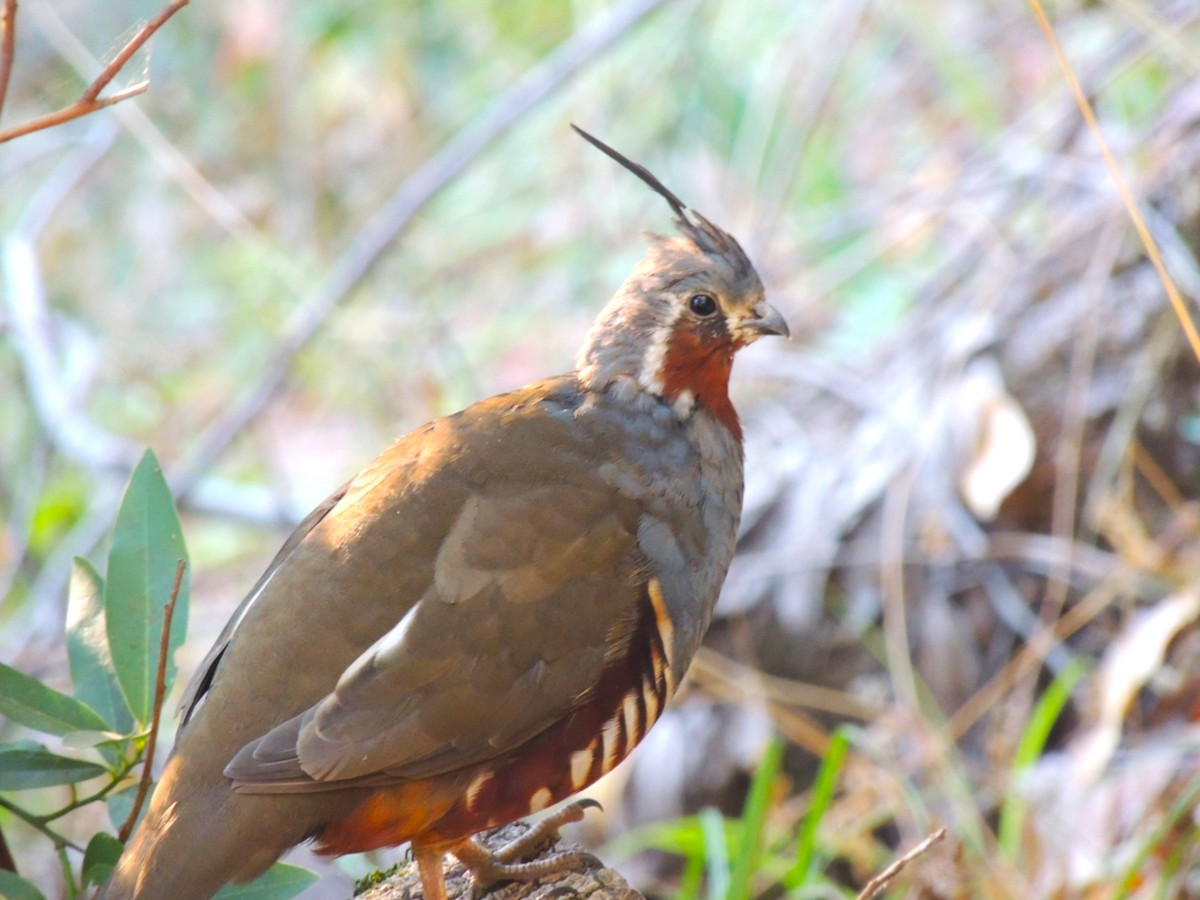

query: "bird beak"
left=736, top=300, right=791, bottom=342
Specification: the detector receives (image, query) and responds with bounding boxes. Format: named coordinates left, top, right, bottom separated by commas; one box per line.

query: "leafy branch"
left=0, top=452, right=314, bottom=898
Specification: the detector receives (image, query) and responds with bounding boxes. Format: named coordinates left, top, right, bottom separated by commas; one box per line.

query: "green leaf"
left=105, top=450, right=191, bottom=725
left=0, top=662, right=110, bottom=737
left=0, top=870, right=48, bottom=900
left=213, top=863, right=319, bottom=899
left=107, top=781, right=145, bottom=833
left=67, top=557, right=134, bottom=736
left=82, top=832, right=125, bottom=887
left=0, top=740, right=108, bottom=790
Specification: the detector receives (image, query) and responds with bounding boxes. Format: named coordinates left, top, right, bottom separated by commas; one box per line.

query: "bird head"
left=573, top=127, right=788, bottom=438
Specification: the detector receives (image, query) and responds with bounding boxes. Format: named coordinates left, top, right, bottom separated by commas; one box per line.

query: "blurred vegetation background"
left=4, top=0, right=1200, bottom=896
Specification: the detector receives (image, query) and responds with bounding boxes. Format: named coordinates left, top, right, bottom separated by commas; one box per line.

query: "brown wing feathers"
left=314, top=574, right=677, bottom=853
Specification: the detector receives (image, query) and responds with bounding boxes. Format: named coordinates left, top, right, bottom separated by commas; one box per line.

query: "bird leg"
left=450, top=800, right=603, bottom=898
left=414, top=843, right=451, bottom=900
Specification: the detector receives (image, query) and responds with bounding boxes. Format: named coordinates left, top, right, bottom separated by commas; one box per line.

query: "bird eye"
left=688, top=293, right=718, bottom=317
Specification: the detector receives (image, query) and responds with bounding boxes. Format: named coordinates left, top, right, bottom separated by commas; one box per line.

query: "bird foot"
left=453, top=799, right=603, bottom=898
left=494, top=798, right=603, bottom=863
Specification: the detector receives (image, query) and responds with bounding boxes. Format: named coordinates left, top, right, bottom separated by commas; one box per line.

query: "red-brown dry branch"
left=0, top=81, right=146, bottom=144
left=118, top=558, right=186, bottom=844
left=0, top=0, right=187, bottom=145
left=80, top=0, right=186, bottom=103
left=0, top=0, right=16, bottom=123
left=854, top=828, right=947, bottom=900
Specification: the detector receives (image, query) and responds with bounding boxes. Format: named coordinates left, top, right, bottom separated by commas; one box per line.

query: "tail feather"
left=97, top=754, right=362, bottom=899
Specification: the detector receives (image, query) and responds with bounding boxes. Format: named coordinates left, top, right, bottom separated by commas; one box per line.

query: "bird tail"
left=96, top=755, right=294, bottom=900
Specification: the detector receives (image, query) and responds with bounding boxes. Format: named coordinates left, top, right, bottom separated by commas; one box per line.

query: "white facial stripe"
left=637, top=322, right=672, bottom=394
left=637, top=303, right=684, bottom=395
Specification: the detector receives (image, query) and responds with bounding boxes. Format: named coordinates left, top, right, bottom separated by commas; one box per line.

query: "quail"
left=100, top=127, right=788, bottom=900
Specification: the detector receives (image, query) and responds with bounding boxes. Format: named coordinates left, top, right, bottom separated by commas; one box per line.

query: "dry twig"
left=0, top=0, right=16, bottom=120
left=854, top=828, right=947, bottom=900
left=118, top=559, right=186, bottom=844
left=0, top=0, right=188, bottom=145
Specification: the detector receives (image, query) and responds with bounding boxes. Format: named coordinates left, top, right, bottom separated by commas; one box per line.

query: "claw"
left=492, top=799, right=601, bottom=864
left=449, top=802, right=604, bottom=898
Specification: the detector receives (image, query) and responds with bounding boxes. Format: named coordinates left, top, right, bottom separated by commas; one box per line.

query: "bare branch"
left=0, top=0, right=188, bottom=145
left=0, top=0, right=16, bottom=122
left=0, top=80, right=146, bottom=145
left=81, top=0, right=187, bottom=103
left=854, top=828, right=947, bottom=900
left=119, top=559, right=186, bottom=844
left=172, top=0, right=675, bottom=499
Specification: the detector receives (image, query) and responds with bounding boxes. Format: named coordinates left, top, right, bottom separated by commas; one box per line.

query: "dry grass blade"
left=854, top=828, right=947, bottom=900
left=1027, top=0, right=1200, bottom=367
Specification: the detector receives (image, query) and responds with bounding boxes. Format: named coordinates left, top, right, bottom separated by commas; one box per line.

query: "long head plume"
left=570, top=125, right=756, bottom=280
left=572, top=125, right=773, bottom=398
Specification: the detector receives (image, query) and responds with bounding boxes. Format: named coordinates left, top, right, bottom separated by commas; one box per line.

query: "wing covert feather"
left=224, top=383, right=654, bottom=790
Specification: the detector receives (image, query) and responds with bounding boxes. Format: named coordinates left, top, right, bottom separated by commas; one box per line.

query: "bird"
left=99, top=126, right=788, bottom=900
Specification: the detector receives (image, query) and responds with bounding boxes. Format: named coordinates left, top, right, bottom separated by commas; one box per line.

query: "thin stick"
left=118, top=558, right=186, bottom=843
left=854, top=828, right=946, bottom=900
left=0, top=0, right=188, bottom=145
left=0, top=0, right=16, bottom=122
left=0, top=81, right=146, bottom=144
left=1027, top=0, right=1200, bottom=368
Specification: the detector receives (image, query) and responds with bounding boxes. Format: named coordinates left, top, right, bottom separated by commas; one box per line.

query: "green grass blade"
left=997, top=660, right=1087, bottom=858
left=1113, top=770, right=1200, bottom=899
left=785, top=728, right=849, bottom=888
left=729, top=736, right=784, bottom=900
left=700, top=806, right=730, bottom=900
